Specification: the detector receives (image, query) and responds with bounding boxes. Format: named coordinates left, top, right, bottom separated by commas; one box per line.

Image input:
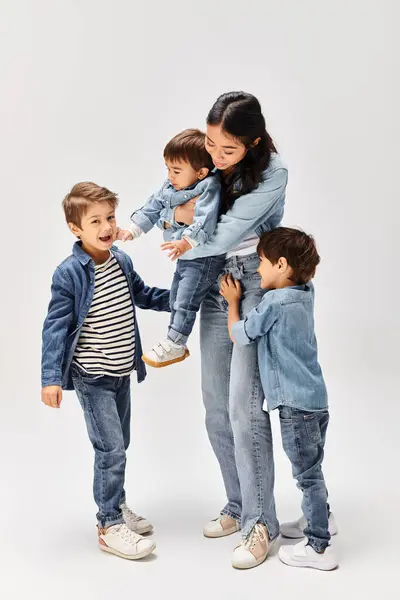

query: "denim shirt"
left=41, top=242, right=170, bottom=390
left=130, top=175, right=220, bottom=246
left=165, top=153, right=287, bottom=260
left=231, top=282, right=328, bottom=412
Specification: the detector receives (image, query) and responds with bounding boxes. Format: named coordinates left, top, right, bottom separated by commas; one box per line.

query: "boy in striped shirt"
left=41, top=182, right=170, bottom=560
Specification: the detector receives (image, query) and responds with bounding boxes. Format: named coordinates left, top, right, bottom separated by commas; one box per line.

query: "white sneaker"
left=142, top=338, right=190, bottom=368
left=203, top=515, right=241, bottom=538
left=98, top=523, right=155, bottom=560
left=120, top=502, right=153, bottom=534
left=231, top=523, right=276, bottom=570
left=279, top=539, right=339, bottom=571
left=280, top=513, right=338, bottom=539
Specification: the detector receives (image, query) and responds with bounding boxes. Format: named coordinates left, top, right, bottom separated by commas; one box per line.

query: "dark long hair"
left=207, top=91, right=276, bottom=213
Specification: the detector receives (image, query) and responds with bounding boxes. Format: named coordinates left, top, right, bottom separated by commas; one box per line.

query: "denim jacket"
left=41, top=242, right=170, bottom=390
left=130, top=175, right=220, bottom=246
left=163, top=153, right=287, bottom=260
left=231, top=282, right=328, bottom=412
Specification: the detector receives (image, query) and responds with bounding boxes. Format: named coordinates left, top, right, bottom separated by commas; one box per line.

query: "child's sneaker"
left=203, top=515, right=241, bottom=538
left=279, top=539, right=338, bottom=570
left=280, top=513, right=338, bottom=539
left=98, top=523, right=155, bottom=560
left=142, top=338, right=190, bottom=368
left=120, top=502, right=153, bottom=534
left=231, top=523, right=276, bottom=569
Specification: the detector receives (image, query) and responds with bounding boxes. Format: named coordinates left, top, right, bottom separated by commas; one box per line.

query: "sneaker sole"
left=203, top=524, right=240, bottom=538
left=279, top=552, right=338, bottom=571
left=232, top=536, right=278, bottom=570
left=142, top=349, right=190, bottom=368
left=99, top=541, right=156, bottom=560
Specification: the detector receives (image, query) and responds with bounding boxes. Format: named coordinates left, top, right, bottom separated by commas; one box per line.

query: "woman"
left=166, top=91, right=288, bottom=569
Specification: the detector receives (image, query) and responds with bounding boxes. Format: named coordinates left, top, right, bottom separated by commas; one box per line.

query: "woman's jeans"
left=200, top=252, right=279, bottom=540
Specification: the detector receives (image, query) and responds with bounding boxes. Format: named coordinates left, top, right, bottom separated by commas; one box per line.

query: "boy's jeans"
left=199, top=252, right=279, bottom=540
left=279, top=405, right=331, bottom=551
left=71, top=364, right=130, bottom=528
left=168, top=255, right=226, bottom=345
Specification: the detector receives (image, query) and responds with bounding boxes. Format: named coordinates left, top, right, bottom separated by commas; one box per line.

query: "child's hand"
left=116, top=228, right=134, bottom=242
left=41, top=385, right=62, bottom=408
left=220, top=274, right=242, bottom=304
left=161, top=239, right=191, bottom=261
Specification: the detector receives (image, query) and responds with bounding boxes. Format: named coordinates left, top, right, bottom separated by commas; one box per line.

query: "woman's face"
left=205, top=124, right=247, bottom=171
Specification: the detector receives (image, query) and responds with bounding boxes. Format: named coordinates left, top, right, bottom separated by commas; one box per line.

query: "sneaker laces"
left=121, top=503, right=143, bottom=523
left=244, top=523, right=268, bottom=550
left=107, top=523, right=143, bottom=545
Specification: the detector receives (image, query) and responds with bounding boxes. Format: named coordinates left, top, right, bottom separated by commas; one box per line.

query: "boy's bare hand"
left=116, top=228, right=133, bottom=242
left=41, top=385, right=62, bottom=408
left=161, top=238, right=191, bottom=261
left=220, top=274, right=242, bottom=304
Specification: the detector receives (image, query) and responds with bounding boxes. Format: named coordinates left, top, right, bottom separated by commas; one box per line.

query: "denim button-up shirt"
left=131, top=174, right=221, bottom=246
left=232, top=282, right=328, bottom=412
left=41, top=242, right=170, bottom=390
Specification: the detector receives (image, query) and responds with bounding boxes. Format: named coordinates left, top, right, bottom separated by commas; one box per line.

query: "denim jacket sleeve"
left=184, top=161, right=288, bottom=258
left=41, top=267, right=74, bottom=387
left=130, top=182, right=167, bottom=234
left=180, top=178, right=220, bottom=246
left=231, top=296, right=280, bottom=345
left=131, top=268, right=171, bottom=312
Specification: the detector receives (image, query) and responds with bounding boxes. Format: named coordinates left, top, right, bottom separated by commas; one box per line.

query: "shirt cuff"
left=231, top=320, right=252, bottom=346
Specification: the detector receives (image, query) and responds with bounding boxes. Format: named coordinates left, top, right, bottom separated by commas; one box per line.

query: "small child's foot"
left=203, top=515, right=241, bottom=538
left=142, top=339, right=190, bottom=368
left=120, top=502, right=153, bottom=534
left=98, top=523, right=155, bottom=560
left=279, top=539, right=338, bottom=570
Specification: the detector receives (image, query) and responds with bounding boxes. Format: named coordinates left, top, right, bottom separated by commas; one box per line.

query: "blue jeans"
left=168, top=255, right=226, bottom=345
left=71, top=364, right=131, bottom=528
left=200, top=252, right=279, bottom=540
left=279, top=405, right=330, bottom=551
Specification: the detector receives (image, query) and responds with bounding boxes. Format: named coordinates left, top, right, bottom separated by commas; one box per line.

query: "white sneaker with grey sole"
left=120, top=502, right=153, bottom=534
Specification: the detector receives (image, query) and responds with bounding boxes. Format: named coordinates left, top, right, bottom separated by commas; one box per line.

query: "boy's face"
left=257, top=253, right=282, bottom=289
left=69, top=200, right=117, bottom=255
left=166, top=158, right=207, bottom=190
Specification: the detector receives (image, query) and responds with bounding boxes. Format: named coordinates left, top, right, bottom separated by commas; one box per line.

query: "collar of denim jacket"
left=72, top=241, right=120, bottom=265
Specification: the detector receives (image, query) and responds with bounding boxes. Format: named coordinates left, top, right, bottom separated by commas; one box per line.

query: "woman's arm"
left=182, top=164, right=288, bottom=259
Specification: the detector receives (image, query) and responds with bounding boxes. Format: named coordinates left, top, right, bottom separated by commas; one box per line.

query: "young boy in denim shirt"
left=220, top=227, right=339, bottom=571
left=41, top=182, right=170, bottom=560
left=118, top=129, right=225, bottom=368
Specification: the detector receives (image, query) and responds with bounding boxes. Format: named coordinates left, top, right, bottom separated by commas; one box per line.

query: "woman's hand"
left=173, top=196, right=198, bottom=225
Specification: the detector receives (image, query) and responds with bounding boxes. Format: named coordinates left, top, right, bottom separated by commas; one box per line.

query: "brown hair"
left=257, top=227, right=320, bottom=284
left=62, top=182, right=118, bottom=228
left=164, top=129, right=214, bottom=172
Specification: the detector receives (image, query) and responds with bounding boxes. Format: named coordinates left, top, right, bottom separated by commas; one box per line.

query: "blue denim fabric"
left=200, top=253, right=279, bottom=540
left=279, top=405, right=331, bottom=552
left=179, top=153, right=287, bottom=259
left=71, top=364, right=131, bottom=528
left=130, top=175, right=221, bottom=246
left=41, top=242, right=170, bottom=390
left=168, top=254, right=226, bottom=344
left=232, top=282, right=328, bottom=412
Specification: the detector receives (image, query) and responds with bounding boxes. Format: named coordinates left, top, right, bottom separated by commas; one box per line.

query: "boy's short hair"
left=62, top=182, right=119, bottom=228
left=257, top=227, right=320, bottom=284
left=164, top=129, right=214, bottom=172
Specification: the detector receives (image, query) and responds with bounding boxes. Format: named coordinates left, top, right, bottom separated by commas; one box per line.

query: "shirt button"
left=184, top=195, right=188, bottom=199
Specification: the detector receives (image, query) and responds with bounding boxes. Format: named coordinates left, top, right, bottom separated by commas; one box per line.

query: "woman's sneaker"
left=279, top=539, right=339, bottom=571
left=98, top=523, right=155, bottom=560
left=231, top=523, right=276, bottom=569
left=142, top=339, right=190, bottom=368
left=280, top=513, right=338, bottom=539
left=203, top=515, right=241, bottom=538
left=120, top=502, right=153, bottom=534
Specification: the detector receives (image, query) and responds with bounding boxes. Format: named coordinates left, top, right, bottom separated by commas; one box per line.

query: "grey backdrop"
left=1, top=1, right=398, bottom=599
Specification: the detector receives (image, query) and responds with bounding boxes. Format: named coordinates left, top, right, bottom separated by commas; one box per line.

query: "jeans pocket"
left=303, top=413, right=321, bottom=444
